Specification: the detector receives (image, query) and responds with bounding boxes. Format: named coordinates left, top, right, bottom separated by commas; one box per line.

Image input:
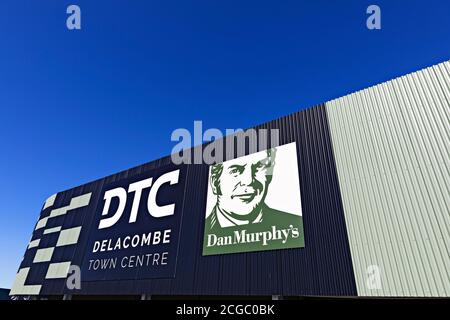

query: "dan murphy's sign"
left=203, top=142, right=305, bottom=255
left=81, top=164, right=187, bottom=280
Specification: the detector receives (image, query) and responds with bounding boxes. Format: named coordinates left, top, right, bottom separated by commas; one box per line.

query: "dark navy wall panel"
left=19, top=104, right=357, bottom=296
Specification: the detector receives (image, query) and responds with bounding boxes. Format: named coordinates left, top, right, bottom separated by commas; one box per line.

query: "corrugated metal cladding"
left=326, top=61, right=450, bottom=297
left=78, top=105, right=357, bottom=296
left=11, top=60, right=449, bottom=298
left=12, top=104, right=357, bottom=297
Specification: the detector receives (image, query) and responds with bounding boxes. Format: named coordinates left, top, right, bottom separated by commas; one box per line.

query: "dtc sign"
left=98, top=169, right=182, bottom=229
left=81, top=165, right=187, bottom=281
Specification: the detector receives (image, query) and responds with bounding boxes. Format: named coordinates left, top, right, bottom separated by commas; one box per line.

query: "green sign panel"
left=202, top=142, right=305, bottom=255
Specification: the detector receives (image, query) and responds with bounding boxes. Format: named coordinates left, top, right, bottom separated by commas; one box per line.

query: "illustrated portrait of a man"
left=205, top=147, right=299, bottom=232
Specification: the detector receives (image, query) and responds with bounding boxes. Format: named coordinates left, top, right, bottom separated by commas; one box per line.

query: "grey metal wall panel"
left=326, top=60, right=450, bottom=297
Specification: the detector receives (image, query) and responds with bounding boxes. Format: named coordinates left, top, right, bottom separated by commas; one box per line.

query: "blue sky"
left=0, top=0, right=449, bottom=288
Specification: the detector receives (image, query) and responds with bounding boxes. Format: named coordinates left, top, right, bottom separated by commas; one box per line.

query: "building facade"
left=11, top=60, right=450, bottom=298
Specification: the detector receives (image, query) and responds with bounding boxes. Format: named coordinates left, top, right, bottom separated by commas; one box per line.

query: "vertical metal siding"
left=326, top=61, right=450, bottom=297
left=25, top=103, right=356, bottom=297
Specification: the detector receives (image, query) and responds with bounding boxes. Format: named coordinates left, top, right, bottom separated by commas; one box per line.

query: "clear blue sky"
left=0, top=0, right=449, bottom=289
